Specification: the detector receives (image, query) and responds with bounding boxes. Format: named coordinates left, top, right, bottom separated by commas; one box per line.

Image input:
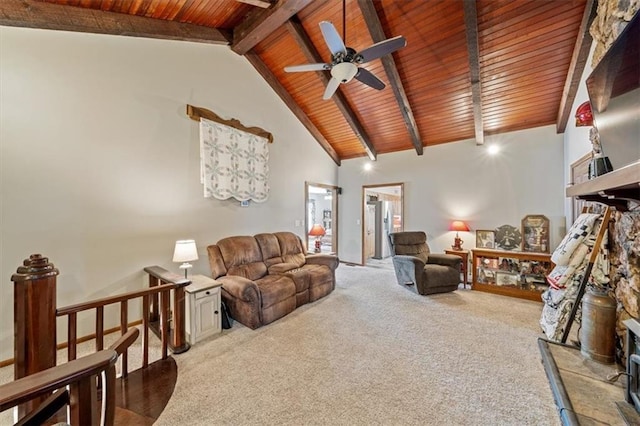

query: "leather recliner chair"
left=388, top=231, right=461, bottom=295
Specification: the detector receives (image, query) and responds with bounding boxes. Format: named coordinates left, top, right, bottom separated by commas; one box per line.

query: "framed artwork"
left=495, top=225, right=522, bottom=251
left=476, top=230, right=495, bottom=249
left=495, top=271, right=520, bottom=287
left=521, top=215, right=550, bottom=253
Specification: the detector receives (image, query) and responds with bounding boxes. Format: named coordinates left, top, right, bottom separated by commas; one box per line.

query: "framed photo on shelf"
left=521, top=215, right=550, bottom=253
left=476, top=230, right=495, bottom=249
left=495, top=271, right=520, bottom=287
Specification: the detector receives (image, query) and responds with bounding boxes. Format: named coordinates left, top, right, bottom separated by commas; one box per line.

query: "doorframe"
left=361, top=182, right=404, bottom=265
left=305, top=181, right=339, bottom=255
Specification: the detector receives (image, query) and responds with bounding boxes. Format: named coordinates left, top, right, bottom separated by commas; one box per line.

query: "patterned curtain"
left=199, top=118, right=269, bottom=202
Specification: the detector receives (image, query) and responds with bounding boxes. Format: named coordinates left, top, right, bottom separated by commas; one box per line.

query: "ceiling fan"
left=284, top=7, right=406, bottom=100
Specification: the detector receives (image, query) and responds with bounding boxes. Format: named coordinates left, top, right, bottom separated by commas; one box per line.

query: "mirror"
left=305, top=182, right=339, bottom=255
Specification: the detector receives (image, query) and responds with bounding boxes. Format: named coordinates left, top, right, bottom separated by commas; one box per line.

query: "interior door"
left=305, top=182, right=339, bottom=255
left=362, top=183, right=404, bottom=265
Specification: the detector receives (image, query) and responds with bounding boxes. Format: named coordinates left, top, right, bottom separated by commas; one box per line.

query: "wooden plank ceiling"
left=1, top=0, right=592, bottom=165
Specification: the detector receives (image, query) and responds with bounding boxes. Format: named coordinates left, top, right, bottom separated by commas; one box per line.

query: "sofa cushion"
left=217, top=236, right=267, bottom=281
left=256, top=274, right=296, bottom=309
left=206, top=244, right=228, bottom=279
left=274, top=232, right=306, bottom=267
left=255, top=233, right=284, bottom=267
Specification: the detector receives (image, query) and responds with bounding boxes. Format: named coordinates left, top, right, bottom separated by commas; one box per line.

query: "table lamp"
left=449, top=220, right=470, bottom=251
left=308, top=224, right=326, bottom=253
left=173, top=239, right=198, bottom=278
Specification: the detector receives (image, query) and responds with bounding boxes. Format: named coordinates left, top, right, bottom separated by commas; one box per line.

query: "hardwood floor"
left=114, top=357, right=178, bottom=424
left=41, top=356, right=177, bottom=425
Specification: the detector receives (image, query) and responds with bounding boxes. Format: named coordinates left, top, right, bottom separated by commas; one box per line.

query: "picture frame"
left=495, top=271, right=520, bottom=287
left=476, top=230, right=495, bottom=249
left=521, top=215, right=550, bottom=253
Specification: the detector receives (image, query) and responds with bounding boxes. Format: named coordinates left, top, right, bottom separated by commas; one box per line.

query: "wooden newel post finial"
left=12, top=254, right=59, bottom=418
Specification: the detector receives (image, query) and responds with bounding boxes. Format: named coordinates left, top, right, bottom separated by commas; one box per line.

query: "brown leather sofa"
left=207, top=232, right=339, bottom=329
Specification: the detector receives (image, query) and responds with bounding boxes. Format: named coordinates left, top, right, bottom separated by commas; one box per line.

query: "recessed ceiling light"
left=363, top=162, right=373, bottom=171
left=487, top=144, right=500, bottom=155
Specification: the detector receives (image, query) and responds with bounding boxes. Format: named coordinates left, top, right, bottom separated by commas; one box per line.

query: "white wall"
left=337, top=126, right=566, bottom=264
left=0, top=27, right=338, bottom=361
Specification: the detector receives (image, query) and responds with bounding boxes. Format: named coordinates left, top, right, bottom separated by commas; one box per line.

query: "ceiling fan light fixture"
left=331, top=62, right=358, bottom=83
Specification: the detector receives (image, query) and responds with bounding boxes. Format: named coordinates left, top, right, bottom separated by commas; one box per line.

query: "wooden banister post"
left=171, top=286, right=190, bottom=354
left=11, top=254, right=59, bottom=418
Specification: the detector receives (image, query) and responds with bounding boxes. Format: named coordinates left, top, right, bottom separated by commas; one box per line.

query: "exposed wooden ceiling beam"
left=0, top=0, right=231, bottom=44
left=357, top=0, right=423, bottom=156
left=231, top=0, right=313, bottom=55
left=463, top=0, right=484, bottom=146
left=235, top=0, right=273, bottom=8
left=244, top=51, right=341, bottom=166
left=556, top=0, right=597, bottom=133
left=285, top=18, right=377, bottom=161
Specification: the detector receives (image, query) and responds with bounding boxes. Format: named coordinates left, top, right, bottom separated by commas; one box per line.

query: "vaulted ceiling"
left=1, top=0, right=595, bottom=165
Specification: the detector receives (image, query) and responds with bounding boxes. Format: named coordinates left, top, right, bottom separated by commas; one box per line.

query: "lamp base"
left=179, top=262, right=193, bottom=279
left=451, top=236, right=464, bottom=251
left=314, top=239, right=322, bottom=253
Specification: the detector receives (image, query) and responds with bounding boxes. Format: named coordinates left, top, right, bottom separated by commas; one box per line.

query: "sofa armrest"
left=305, top=254, right=339, bottom=270
left=218, top=275, right=260, bottom=303
left=426, top=253, right=461, bottom=269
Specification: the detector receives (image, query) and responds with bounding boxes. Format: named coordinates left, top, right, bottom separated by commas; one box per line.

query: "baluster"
left=120, top=301, right=128, bottom=378
left=103, top=365, right=116, bottom=426
left=160, top=290, right=169, bottom=360
left=68, top=313, right=77, bottom=361
left=96, top=306, right=104, bottom=351
left=68, top=373, right=99, bottom=425
left=142, top=295, right=149, bottom=368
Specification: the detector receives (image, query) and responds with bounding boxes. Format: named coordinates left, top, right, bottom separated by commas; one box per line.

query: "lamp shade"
left=449, top=220, right=470, bottom=232
left=308, top=224, right=326, bottom=237
left=173, top=240, right=198, bottom=263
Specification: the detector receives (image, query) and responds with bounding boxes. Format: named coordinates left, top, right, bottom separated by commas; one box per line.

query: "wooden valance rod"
left=186, top=104, right=273, bottom=143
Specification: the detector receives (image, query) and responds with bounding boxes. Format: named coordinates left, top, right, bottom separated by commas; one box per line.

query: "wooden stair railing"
left=11, top=255, right=191, bottom=419
left=144, top=266, right=192, bottom=355
left=56, top=268, right=191, bottom=375
left=0, top=329, right=139, bottom=426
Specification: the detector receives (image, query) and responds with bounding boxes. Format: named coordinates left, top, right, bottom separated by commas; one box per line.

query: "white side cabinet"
left=185, top=275, right=222, bottom=345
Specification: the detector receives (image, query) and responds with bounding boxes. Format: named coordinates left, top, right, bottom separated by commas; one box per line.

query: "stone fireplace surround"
left=537, top=1, right=639, bottom=423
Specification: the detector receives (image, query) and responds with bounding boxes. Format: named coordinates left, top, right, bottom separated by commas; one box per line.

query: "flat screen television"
left=585, top=11, right=640, bottom=170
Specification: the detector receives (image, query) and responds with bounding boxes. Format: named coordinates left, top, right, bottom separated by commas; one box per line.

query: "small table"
left=444, top=249, right=469, bottom=288
left=184, top=275, right=223, bottom=344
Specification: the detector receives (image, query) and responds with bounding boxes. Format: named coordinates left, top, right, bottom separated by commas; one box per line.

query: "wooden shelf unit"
left=566, top=160, right=640, bottom=211
left=471, top=248, right=553, bottom=302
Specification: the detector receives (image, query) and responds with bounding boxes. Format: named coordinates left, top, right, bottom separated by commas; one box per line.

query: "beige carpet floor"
left=0, top=264, right=559, bottom=425
left=155, top=264, right=559, bottom=425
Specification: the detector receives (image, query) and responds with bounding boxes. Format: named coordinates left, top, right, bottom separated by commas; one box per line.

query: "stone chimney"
left=589, top=0, right=639, bottom=66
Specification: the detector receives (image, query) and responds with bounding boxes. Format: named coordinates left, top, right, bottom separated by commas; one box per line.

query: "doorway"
left=362, top=183, right=404, bottom=266
left=305, top=182, right=339, bottom=255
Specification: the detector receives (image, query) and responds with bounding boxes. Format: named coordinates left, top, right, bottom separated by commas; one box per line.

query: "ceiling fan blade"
left=319, top=21, right=346, bottom=56
left=322, top=77, right=341, bottom=100
left=354, top=68, right=385, bottom=90
left=357, top=35, right=407, bottom=63
left=284, top=63, right=330, bottom=73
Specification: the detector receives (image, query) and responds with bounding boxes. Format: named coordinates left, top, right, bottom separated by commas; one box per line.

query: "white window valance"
left=199, top=117, right=269, bottom=202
